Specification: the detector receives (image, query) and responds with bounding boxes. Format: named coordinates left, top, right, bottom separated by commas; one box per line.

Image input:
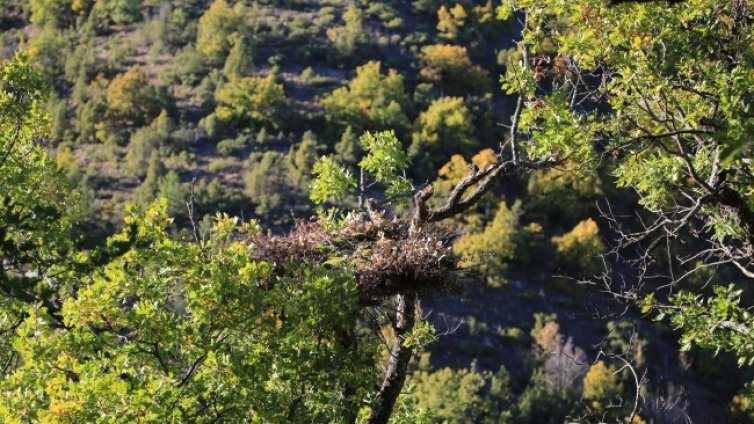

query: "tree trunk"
left=365, top=292, right=417, bottom=424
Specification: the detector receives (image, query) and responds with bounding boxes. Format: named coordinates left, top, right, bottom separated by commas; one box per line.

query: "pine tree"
left=223, top=35, right=254, bottom=78
left=157, top=170, right=189, bottom=218
left=326, top=1, right=365, bottom=59
left=125, top=110, right=173, bottom=176
left=134, top=150, right=166, bottom=205
left=288, top=131, right=319, bottom=186
left=335, top=126, right=361, bottom=166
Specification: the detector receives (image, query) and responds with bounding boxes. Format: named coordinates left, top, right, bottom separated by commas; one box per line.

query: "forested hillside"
left=1, top=0, right=753, bottom=422
left=0, top=0, right=517, bottom=234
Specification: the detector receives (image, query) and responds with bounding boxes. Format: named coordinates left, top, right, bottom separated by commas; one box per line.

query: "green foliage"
left=93, top=0, right=143, bottom=25
left=27, top=27, right=70, bottom=77
left=514, top=371, right=577, bottom=424
left=244, top=150, right=308, bottom=224
left=288, top=130, right=320, bottom=186
left=411, top=96, right=477, bottom=173
left=403, top=320, right=437, bottom=353
left=500, top=5, right=754, bottom=370
left=196, top=0, right=242, bottom=65
left=0, top=201, right=379, bottom=422
left=214, top=74, right=288, bottom=132
left=437, top=5, right=467, bottom=41
left=334, top=125, right=361, bottom=165
left=322, top=61, right=410, bottom=134
left=124, top=110, right=173, bottom=176
left=0, top=53, right=78, bottom=377
left=454, top=200, right=520, bottom=288
left=215, top=135, right=247, bottom=156
left=106, top=66, right=160, bottom=126
left=730, top=390, right=754, bottom=424
left=530, top=312, right=558, bottom=340
left=171, top=45, right=206, bottom=85
left=310, top=157, right=356, bottom=205
left=410, top=366, right=512, bottom=424
left=582, top=361, right=623, bottom=413
left=29, top=0, right=76, bottom=28
left=358, top=130, right=410, bottom=197
left=134, top=149, right=167, bottom=205
left=223, top=35, right=254, bottom=78
left=605, top=321, right=647, bottom=369
left=326, top=1, right=365, bottom=59
left=419, top=44, right=490, bottom=95
left=526, top=166, right=603, bottom=228
left=310, top=129, right=410, bottom=211
left=156, top=170, right=189, bottom=218
left=644, top=285, right=754, bottom=368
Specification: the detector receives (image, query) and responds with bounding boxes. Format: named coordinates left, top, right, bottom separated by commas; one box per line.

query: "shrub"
left=534, top=321, right=562, bottom=356
left=216, top=136, right=248, bottom=156
left=514, top=371, right=578, bottom=424
left=730, top=393, right=754, bottom=424
left=157, top=170, right=189, bottom=218
left=27, top=27, right=69, bottom=77
left=171, top=45, right=206, bottom=85
left=512, top=222, right=549, bottom=269
left=496, top=326, right=528, bottom=347
left=95, top=0, right=143, bottom=26
left=244, top=151, right=293, bottom=224
left=29, top=0, right=76, bottom=28
left=437, top=4, right=467, bottom=40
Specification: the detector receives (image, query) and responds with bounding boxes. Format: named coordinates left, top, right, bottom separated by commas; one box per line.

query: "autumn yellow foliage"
left=551, top=218, right=604, bottom=277
left=454, top=200, right=519, bottom=288
left=582, top=360, right=623, bottom=413
left=419, top=44, right=490, bottom=94
left=106, top=66, right=159, bottom=125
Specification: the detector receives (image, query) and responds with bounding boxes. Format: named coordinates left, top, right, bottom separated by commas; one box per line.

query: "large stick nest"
left=249, top=217, right=464, bottom=303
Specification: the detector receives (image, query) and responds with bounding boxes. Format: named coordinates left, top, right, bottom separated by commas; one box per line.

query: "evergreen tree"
left=124, top=110, right=174, bottom=176
left=29, top=0, right=76, bottom=28
left=288, top=131, right=319, bottom=186
left=157, top=170, right=189, bottom=218
left=326, top=1, right=365, bottom=59
left=223, top=35, right=254, bottom=78
left=98, top=0, right=143, bottom=25
left=134, top=150, right=166, bottom=205
left=244, top=151, right=288, bottom=222
left=334, top=125, right=361, bottom=166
